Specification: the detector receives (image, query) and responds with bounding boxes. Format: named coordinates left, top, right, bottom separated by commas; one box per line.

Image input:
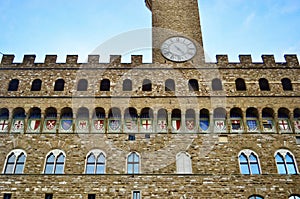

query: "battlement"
left=0, top=54, right=299, bottom=68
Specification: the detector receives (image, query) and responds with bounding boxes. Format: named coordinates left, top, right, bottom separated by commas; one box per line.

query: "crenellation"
left=131, top=55, right=143, bottom=66
left=87, top=55, right=100, bottom=64
left=238, top=55, right=252, bottom=65
left=66, top=55, right=78, bottom=64
left=284, top=54, right=299, bottom=66
left=262, top=55, right=276, bottom=66
left=216, top=55, right=228, bottom=65
left=1, top=54, right=15, bottom=65
left=109, top=55, right=122, bottom=65
left=22, top=55, right=36, bottom=65
left=45, top=55, right=57, bottom=64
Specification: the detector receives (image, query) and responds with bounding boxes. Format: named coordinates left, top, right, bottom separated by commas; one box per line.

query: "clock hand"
left=174, top=45, right=184, bottom=55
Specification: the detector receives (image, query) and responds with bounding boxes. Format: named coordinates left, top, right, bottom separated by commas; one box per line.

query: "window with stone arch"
left=176, top=152, right=192, bottom=174
left=235, top=78, right=246, bottom=91
left=77, top=79, right=88, bottom=91
left=100, top=79, right=110, bottom=91
left=212, top=78, right=223, bottom=91
left=259, top=78, right=270, bottom=91
left=281, top=78, right=293, bottom=91
left=165, top=79, right=175, bottom=91
left=238, top=149, right=261, bottom=175
left=127, top=152, right=140, bottom=174
left=248, top=195, right=264, bottom=199
left=289, top=195, right=300, bottom=199
left=188, top=79, right=199, bottom=91
left=3, top=149, right=26, bottom=174
left=44, top=149, right=66, bottom=174
left=123, top=79, right=132, bottom=91
left=85, top=149, right=106, bottom=174
left=54, top=79, right=65, bottom=91
left=31, top=79, right=42, bottom=91
left=8, top=79, right=19, bottom=91
left=274, top=149, right=298, bottom=174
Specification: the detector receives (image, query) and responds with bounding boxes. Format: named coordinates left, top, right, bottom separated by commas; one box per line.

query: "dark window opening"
left=212, top=78, right=223, bottom=91
left=259, top=78, right=270, bottom=91
left=54, top=79, right=65, bottom=91
left=142, top=79, right=152, bottom=91
left=188, top=79, right=199, bottom=91
left=100, top=79, right=110, bottom=91
left=123, top=79, right=132, bottom=91
left=45, top=193, right=53, bottom=199
left=235, top=78, right=246, bottom=91
left=165, top=79, right=175, bottom=91
left=8, top=79, right=19, bottom=91
left=281, top=78, right=293, bottom=91
left=31, top=79, right=42, bottom=91
left=77, top=79, right=88, bottom=91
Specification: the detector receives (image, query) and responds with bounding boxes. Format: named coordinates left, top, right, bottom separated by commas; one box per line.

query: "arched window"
left=3, top=149, right=26, bottom=174
left=275, top=149, right=298, bottom=174
left=85, top=150, right=106, bottom=174
left=123, top=79, right=132, bottom=91
left=259, top=78, right=270, bottom=91
left=44, top=150, right=65, bottom=174
left=140, top=108, right=154, bottom=132
left=281, top=78, right=293, bottom=91
left=31, top=79, right=42, bottom=91
left=230, top=108, right=243, bottom=131
left=235, top=78, right=246, bottom=91
left=213, top=108, right=226, bottom=132
left=8, top=79, right=19, bottom=91
left=289, top=195, right=300, bottom=199
left=108, top=107, right=121, bottom=132
left=185, top=109, right=195, bottom=131
left=100, top=79, right=110, bottom=91
left=238, top=150, right=261, bottom=175
left=262, top=108, right=275, bottom=132
left=249, top=195, right=264, bottom=199
left=176, top=152, right=192, bottom=174
left=54, top=79, right=65, bottom=91
left=142, top=79, right=152, bottom=91
left=127, top=152, right=140, bottom=174
left=188, top=79, right=199, bottom=91
left=278, top=108, right=292, bottom=132
left=171, top=109, right=181, bottom=131
left=246, top=108, right=259, bottom=132
left=77, top=79, right=88, bottom=91
left=199, top=109, right=210, bottom=131
left=212, top=78, right=223, bottom=91
left=157, top=109, right=168, bottom=132
left=44, top=107, right=57, bottom=133
left=165, top=79, right=175, bottom=91
left=0, top=108, right=9, bottom=132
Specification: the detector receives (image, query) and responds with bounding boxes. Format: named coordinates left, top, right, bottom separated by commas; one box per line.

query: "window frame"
left=132, top=190, right=141, bottom=199
left=31, top=79, right=42, bottom=91
left=238, top=149, right=262, bottom=175
left=85, top=149, right=106, bottom=174
left=43, top=149, right=66, bottom=174
left=274, top=149, right=298, bottom=174
left=54, top=78, right=65, bottom=91
left=127, top=152, right=141, bottom=174
left=3, top=149, right=26, bottom=174
left=176, top=152, right=192, bottom=174
left=8, top=79, right=19, bottom=91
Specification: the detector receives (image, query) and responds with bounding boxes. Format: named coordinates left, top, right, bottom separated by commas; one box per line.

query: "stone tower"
left=146, top=0, right=205, bottom=63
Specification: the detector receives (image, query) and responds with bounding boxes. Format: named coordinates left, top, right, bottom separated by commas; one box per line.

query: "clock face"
left=161, top=36, right=197, bottom=62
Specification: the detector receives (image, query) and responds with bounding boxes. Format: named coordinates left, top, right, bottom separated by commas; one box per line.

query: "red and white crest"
left=78, top=120, right=88, bottom=130
left=29, top=119, right=41, bottom=130
left=46, top=120, right=56, bottom=130
left=186, top=120, right=195, bottom=130
left=214, top=120, right=226, bottom=131
left=0, top=120, right=8, bottom=131
left=294, top=120, right=300, bottom=130
left=94, top=120, right=104, bottom=131
left=125, top=119, right=137, bottom=130
left=13, top=120, right=24, bottom=130
left=172, top=119, right=181, bottom=130
left=158, top=120, right=167, bottom=130
left=142, top=119, right=152, bottom=130
left=279, top=119, right=290, bottom=131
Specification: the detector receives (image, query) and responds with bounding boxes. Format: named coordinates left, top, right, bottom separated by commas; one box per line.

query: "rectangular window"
left=296, top=136, right=300, bottom=145
left=45, top=193, right=53, bottom=199
left=132, top=191, right=141, bottom=199
left=88, top=194, right=96, bottom=199
left=128, top=134, right=135, bottom=141
left=3, top=193, right=11, bottom=199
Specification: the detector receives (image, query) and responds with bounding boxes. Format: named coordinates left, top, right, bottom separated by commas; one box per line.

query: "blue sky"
left=0, top=0, right=299, bottom=63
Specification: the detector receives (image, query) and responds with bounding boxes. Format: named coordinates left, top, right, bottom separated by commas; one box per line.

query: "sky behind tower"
left=0, top=0, right=299, bottom=63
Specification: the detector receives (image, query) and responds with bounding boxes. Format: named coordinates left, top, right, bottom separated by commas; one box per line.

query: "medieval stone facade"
left=0, top=0, right=299, bottom=198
